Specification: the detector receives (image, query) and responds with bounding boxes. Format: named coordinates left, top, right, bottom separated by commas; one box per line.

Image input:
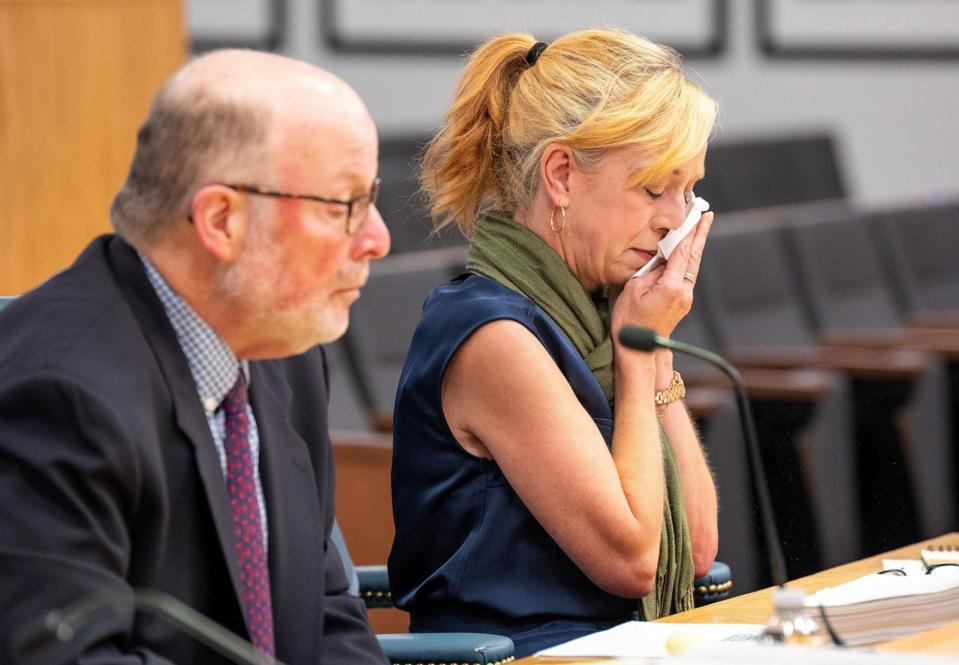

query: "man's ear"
left=540, top=143, right=575, bottom=208
left=188, top=185, right=248, bottom=263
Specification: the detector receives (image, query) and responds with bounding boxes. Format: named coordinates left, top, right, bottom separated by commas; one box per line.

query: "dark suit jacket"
left=0, top=236, right=387, bottom=665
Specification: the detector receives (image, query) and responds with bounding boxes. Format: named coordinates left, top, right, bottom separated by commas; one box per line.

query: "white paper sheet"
left=534, top=620, right=764, bottom=658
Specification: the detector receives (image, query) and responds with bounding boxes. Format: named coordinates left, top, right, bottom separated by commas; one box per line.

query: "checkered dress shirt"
left=141, top=256, right=268, bottom=548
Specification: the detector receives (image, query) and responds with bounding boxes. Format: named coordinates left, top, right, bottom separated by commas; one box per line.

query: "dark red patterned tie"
left=223, top=373, right=275, bottom=657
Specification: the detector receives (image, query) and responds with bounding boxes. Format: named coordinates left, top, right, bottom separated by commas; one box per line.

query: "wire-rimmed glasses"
left=223, top=177, right=381, bottom=235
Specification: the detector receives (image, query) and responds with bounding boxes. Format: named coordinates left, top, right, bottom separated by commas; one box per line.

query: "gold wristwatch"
left=654, top=371, right=686, bottom=417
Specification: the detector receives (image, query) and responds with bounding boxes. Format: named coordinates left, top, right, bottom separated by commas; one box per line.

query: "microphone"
left=618, top=325, right=788, bottom=589
left=15, top=588, right=285, bottom=665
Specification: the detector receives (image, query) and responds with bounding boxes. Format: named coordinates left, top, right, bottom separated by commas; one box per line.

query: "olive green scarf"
left=467, top=210, right=695, bottom=619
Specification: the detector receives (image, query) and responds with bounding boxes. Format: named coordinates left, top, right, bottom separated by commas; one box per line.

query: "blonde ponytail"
left=421, top=34, right=536, bottom=237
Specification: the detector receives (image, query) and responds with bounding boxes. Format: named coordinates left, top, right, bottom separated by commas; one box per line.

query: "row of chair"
left=373, top=132, right=847, bottom=255
left=329, top=197, right=959, bottom=596
left=676, top=198, right=959, bottom=588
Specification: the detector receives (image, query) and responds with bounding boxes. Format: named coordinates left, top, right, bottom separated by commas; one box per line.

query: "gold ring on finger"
left=683, top=272, right=696, bottom=284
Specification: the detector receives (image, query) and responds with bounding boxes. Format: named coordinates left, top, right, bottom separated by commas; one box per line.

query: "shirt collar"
left=140, top=255, right=249, bottom=414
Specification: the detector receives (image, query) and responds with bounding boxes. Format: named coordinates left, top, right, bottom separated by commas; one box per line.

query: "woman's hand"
left=610, top=210, right=719, bottom=576
left=612, top=211, right=714, bottom=339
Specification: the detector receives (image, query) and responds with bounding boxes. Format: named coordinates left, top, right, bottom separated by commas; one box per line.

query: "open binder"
left=805, top=560, right=959, bottom=646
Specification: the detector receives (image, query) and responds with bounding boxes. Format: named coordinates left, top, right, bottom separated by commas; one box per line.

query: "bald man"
left=0, top=51, right=390, bottom=664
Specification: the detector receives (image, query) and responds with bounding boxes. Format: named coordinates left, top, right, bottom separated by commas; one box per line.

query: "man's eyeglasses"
left=223, top=178, right=381, bottom=236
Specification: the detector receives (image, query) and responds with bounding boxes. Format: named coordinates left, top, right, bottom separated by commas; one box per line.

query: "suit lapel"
left=250, top=361, right=324, bottom=662
left=105, top=237, right=249, bottom=619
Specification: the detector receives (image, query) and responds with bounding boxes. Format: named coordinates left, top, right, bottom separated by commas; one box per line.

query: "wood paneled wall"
left=0, top=0, right=185, bottom=294
left=333, top=432, right=409, bottom=633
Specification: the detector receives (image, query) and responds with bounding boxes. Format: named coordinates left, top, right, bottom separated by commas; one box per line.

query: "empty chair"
left=782, top=207, right=956, bottom=535
left=378, top=136, right=466, bottom=253
left=342, top=246, right=468, bottom=430
left=674, top=306, right=858, bottom=585
left=872, top=201, right=959, bottom=324
left=324, top=340, right=373, bottom=432
left=698, top=217, right=814, bottom=350
left=697, top=212, right=947, bottom=554
left=784, top=208, right=903, bottom=333
left=873, top=201, right=959, bottom=519
left=696, top=133, right=847, bottom=213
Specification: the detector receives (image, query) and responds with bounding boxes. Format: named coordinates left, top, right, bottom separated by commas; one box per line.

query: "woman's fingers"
left=660, top=211, right=714, bottom=287
left=615, top=211, right=715, bottom=337
left=683, top=210, right=714, bottom=282
left=616, top=212, right=715, bottom=337
left=625, top=263, right=664, bottom=293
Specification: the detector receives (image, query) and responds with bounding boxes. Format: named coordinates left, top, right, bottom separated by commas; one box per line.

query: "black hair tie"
left=524, top=41, right=548, bottom=67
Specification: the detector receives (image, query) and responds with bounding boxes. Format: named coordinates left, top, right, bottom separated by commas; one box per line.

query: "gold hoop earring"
left=549, top=206, right=567, bottom=233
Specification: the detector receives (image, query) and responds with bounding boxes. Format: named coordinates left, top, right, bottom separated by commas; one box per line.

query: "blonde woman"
left=389, top=28, right=719, bottom=655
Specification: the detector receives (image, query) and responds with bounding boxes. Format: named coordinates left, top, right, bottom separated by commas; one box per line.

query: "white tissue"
left=632, top=195, right=710, bottom=279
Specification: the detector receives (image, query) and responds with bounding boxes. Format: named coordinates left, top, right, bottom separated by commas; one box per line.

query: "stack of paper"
left=805, top=565, right=959, bottom=646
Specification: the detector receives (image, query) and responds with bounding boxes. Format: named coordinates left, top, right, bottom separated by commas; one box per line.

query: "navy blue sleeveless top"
left=389, top=275, right=638, bottom=656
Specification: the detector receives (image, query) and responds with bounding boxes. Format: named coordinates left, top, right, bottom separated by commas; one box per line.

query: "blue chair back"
left=330, top=520, right=360, bottom=597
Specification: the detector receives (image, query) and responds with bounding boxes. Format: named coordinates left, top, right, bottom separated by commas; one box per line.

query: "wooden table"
left=520, top=532, right=959, bottom=663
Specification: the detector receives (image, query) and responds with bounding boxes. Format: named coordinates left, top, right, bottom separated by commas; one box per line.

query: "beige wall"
left=0, top=0, right=185, bottom=294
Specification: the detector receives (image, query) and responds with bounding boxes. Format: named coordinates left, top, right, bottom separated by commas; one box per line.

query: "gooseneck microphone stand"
left=618, top=325, right=788, bottom=588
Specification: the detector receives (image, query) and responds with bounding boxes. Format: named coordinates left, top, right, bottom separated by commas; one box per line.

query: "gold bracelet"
left=654, top=371, right=686, bottom=408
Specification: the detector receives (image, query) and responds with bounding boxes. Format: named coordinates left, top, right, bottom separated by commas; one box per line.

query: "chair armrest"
left=682, top=386, right=733, bottom=420
left=355, top=564, right=393, bottom=609
left=727, top=344, right=930, bottom=380
left=376, top=633, right=515, bottom=665
left=819, top=327, right=959, bottom=360
left=905, top=326, right=959, bottom=359
left=693, top=560, right=732, bottom=606
left=685, top=366, right=838, bottom=402
left=910, top=311, right=959, bottom=329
